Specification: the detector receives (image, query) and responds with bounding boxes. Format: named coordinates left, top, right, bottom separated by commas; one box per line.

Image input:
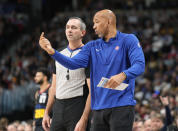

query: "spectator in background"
left=17, top=124, right=25, bottom=131
left=24, top=123, right=33, bottom=131
left=133, top=120, right=144, bottom=131
left=143, top=118, right=152, bottom=131
left=159, top=96, right=177, bottom=131
left=34, top=68, right=51, bottom=131
left=151, top=115, right=164, bottom=131
left=174, top=116, right=178, bottom=130
left=7, top=124, right=17, bottom=131
left=0, top=117, right=8, bottom=131
left=24, top=120, right=33, bottom=131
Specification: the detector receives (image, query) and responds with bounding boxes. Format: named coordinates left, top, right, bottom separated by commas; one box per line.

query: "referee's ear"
left=81, top=30, right=86, bottom=38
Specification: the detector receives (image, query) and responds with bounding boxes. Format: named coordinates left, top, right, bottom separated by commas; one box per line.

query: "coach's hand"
left=39, top=32, right=55, bottom=55
left=104, top=72, right=126, bottom=89
left=42, top=113, right=51, bottom=131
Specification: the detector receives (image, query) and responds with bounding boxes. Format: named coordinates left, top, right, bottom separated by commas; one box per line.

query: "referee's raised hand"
left=39, top=32, right=55, bottom=55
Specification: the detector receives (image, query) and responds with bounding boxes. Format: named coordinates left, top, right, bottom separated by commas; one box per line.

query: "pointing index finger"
left=40, top=32, right=44, bottom=39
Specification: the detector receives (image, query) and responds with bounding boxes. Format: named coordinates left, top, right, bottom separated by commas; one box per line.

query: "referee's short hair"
left=68, top=17, right=86, bottom=31
left=37, top=67, right=50, bottom=81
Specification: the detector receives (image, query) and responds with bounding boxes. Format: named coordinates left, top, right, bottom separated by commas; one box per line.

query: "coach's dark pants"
left=50, top=96, right=88, bottom=131
left=90, top=106, right=135, bottom=131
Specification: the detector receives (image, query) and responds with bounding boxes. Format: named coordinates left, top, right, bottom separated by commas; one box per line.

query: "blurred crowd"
left=0, top=118, right=33, bottom=131
left=0, top=0, right=178, bottom=131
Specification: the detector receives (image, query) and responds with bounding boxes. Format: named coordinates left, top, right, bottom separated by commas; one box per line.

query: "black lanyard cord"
left=66, top=52, right=73, bottom=80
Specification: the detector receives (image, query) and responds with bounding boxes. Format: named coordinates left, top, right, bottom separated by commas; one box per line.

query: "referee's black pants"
left=50, top=96, right=89, bottom=131
left=90, top=106, right=135, bottom=131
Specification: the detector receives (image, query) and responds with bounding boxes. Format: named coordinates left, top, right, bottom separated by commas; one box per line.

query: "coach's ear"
left=81, top=30, right=86, bottom=37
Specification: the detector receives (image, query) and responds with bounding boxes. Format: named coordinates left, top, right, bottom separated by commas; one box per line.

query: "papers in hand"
left=97, top=77, right=129, bottom=91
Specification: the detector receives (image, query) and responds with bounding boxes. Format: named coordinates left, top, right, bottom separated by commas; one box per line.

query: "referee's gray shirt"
left=53, top=47, right=88, bottom=99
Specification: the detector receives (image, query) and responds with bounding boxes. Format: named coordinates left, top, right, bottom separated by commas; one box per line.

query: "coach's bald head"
left=94, top=9, right=116, bottom=27
left=93, top=9, right=117, bottom=41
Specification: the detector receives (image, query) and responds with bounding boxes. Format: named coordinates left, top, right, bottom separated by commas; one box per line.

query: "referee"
left=42, top=17, right=91, bottom=131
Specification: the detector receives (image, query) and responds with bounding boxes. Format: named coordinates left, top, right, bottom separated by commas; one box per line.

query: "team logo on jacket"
left=115, top=46, right=119, bottom=50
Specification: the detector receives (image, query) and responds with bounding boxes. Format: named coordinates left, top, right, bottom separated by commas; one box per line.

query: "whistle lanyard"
left=66, top=52, right=73, bottom=80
